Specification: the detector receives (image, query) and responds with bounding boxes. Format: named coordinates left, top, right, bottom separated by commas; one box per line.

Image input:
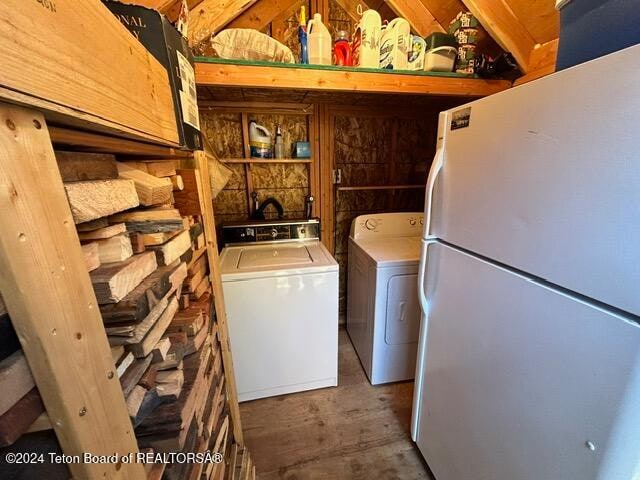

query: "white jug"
left=380, top=18, right=411, bottom=70
left=307, top=13, right=332, bottom=65
left=352, top=9, right=382, bottom=68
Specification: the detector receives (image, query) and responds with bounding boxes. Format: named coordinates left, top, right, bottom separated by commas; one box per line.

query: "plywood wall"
left=332, top=110, right=437, bottom=315
left=200, top=109, right=311, bottom=229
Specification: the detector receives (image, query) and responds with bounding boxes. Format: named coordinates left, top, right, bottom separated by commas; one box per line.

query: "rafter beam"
left=187, top=0, right=259, bottom=46
left=460, top=0, right=536, bottom=72
left=332, top=0, right=371, bottom=23
left=384, top=0, right=443, bottom=37
left=228, top=0, right=301, bottom=31
left=416, top=0, right=465, bottom=29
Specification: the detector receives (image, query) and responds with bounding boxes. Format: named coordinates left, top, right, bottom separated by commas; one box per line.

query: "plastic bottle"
left=274, top=125, right=285, bottom=159
left=307, top=13, right=332, bottom=65
left=249, top=121, right=272, bottom=159
left=380, top=18, right=411, bottom=70
left=298, top=6, right=308, bottom=64
left=352, top=8, right=382, bottom=68
left=334, top=30, right=353, bottom=66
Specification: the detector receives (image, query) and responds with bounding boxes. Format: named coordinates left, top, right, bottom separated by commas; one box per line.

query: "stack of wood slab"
left=62, top=153, right=217, bottom=437
left=0, top=153, right=252, bottom=478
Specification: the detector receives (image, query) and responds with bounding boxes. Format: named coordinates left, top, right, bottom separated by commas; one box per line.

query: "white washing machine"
left=347, top=212, right=423, bottom=385
left=219, top=219, right=339, bottom=402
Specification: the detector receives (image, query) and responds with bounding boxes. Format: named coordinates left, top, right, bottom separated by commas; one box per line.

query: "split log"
left=81, top=242, right=101, bottom=272
left=156, top=369, right=184, bottom=399
left=100, top=262, right=187, bottom=324
left=168, top=309, right=204, bottom=337
left=170, top=175, right=184, bottom=191
left=77, top=223, right=126, bottom=241
left=142, top=161, right=177, bottom=178
left=132, top=388, right=168, bottom=428
left=76, top=217, right=109, bottom=232
left=127, top=296, right=180, bottom=358
left=152, top=338, right=171, bottom=363
left=185, top=256, right=208, bottom=293
left=117, top=163, right=173, bottom=206
left=173, top=169, right=202, bottom=216
left=0, top=351, right=35, bottom=416
left=0, top=388, right=44, bottom=447
left=110, top=345, right=125, bottom=364
left=110, top=208, right=186, bottom=234
left=116, top=352, right=135, bottom=379
left=126, top=385, right=147, bottom=420
left=129, top=233, right=146, bottom=254
left=190, top=276, right=210, bottom=301
left=55, top=151, right=118, bottom=182
left=94, top=233, right=133, bottom=263
left=64, top=179, right=139, bottom=224
left=90, top=251, right=157, bottom=304
left=149, top=230, right=191, bottom=266
left=120, top=354, right=153, bottom=398
left=139, top=230, right=181, bottom=246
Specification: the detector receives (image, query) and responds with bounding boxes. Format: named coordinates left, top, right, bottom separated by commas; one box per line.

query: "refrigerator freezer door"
left=433, top=45, right=640, bottom=316
left=414, top=243, right=640, bottom=480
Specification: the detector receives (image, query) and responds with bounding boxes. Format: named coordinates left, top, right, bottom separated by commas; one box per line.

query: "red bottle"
left=334, top=30, right=353, bottom=66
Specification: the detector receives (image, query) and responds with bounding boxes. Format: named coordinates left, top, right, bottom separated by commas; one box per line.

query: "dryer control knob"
left=409, top=219, right=417, bottom=226
left=364, top=219, right=378, bottom=231
left=270, top=228, right=278, bottom=238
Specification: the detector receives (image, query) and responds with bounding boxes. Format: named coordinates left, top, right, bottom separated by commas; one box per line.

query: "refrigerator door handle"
left=412, top=237, right=437, bottom=440
left=423, top=141, right=445, bottom=239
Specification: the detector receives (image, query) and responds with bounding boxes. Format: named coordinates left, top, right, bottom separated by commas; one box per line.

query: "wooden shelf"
left=337, top=185, right=424, bottom=191
left=222, top=157, right=312, bottom=164
left=195, top=59, right=511, bottom=98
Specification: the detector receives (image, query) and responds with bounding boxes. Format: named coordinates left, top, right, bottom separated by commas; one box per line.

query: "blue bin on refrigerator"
left=556, top=0, right=640, bottom=70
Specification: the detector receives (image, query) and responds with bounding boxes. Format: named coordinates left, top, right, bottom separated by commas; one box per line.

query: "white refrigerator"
left=412, top=45, right=640, bottom=480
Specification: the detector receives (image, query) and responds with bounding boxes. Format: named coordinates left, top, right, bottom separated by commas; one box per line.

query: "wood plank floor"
left=239, top=329, right=433, bottom=479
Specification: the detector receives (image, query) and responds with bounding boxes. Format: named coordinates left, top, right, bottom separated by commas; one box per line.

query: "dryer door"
left=385, top=274, right=421, bottom=345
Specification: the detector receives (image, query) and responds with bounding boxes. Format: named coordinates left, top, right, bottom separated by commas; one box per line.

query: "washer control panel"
left=351, top=212, right=424, bottom=239
left=222, top=219, right=320, bottom=246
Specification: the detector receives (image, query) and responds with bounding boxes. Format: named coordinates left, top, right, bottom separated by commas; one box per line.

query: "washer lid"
left=238, top=244, right=312, bottom=268
left=220, top=240, right=338, bottom=281
left=353, top=237, right=421, bottom=267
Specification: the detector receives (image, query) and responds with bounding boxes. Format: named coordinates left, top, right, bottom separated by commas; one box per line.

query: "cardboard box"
left=0, top=0, right=178, bottom=144
left=104, top=1, right=202, bottom=150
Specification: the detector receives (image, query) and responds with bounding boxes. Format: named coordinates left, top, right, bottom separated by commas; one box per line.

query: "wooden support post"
left=0, top=103, right=145, bottom=479
left=318, top=105, right=335, bottom=254
left=193, top=151, right=244, bottom=447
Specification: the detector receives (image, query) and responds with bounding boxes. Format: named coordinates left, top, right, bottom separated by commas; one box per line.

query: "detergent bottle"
left=298, top=6, right=308, bottom=64
left=352, top=8, right=382, bottom=68
left=249, top=121, right=272, bottom=159
left=334, top=30, right=352, bottom=66
left=380, top=18, right=411, bottom=70
left=307, top=13, right=332, bottom=65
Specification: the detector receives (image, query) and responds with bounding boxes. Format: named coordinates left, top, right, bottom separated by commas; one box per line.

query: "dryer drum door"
left=385, top=274, right=421, bottom=345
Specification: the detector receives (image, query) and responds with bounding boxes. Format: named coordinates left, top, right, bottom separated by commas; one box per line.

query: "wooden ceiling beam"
left=416, top=0, right=465, bottom=29
left=383, top=0, right=443, bottom=37
left=460, top=0, right=537, bottom=72
left=187, top=0, right=259, bottom=45
left=228, top=0, right=301, bottom=31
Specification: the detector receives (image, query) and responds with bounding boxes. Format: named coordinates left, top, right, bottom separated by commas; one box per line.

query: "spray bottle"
left=298, top=6, right=309, bottom=64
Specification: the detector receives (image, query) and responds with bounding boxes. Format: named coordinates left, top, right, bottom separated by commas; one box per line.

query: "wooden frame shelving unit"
left=0, top=3, right=245, bottom=477
left=0, top=103, right=244, bottom=479
left=195, top=59, right=512, bottom=97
